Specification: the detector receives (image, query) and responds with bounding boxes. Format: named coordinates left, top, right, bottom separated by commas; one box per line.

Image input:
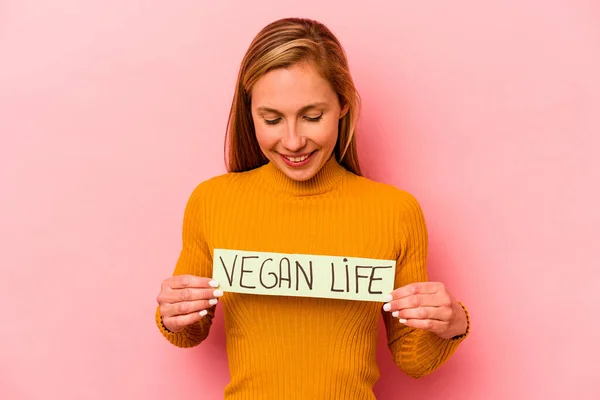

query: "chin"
left=270, top=152, right=324, bottom=182
left=274, top=163, right=317, bottom=181
left=284, top=170, right=318, bottom=182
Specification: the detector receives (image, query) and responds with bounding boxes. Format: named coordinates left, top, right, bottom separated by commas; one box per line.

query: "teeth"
left=286, top=154, right=309, bottom=163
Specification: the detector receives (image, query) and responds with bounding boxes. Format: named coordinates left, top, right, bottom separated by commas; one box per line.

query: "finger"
left=168, top=275, right=220, bottom=290
left=160, top=299, right=219, bottom=318
left=392, top=306, right=451, bottom=321
left=400, top=318, right=449, bottom=333
left=384, top=294, right=439, bottom=312
left=162, top=310, right=211, bottom=333
left=158, top=288, right=224, bottom=304
left=390, top=282, right=442, bottom=300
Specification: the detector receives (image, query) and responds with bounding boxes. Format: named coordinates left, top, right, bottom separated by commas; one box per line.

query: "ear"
left=339, top=102, right=349, bottom=119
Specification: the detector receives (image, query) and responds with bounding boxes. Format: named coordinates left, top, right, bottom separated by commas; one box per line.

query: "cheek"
left=254, top=125, right=277, bottom=150
left=314, top=119, right=339, bottom=147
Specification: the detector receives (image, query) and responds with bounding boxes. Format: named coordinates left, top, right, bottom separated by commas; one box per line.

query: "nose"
left=281, top=120, right=307, bottom=152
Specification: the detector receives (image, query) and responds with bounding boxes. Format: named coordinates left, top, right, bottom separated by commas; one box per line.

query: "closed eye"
left=264, top=118, right=282, bottom=125
left=264, top=113, right=323, bottom=125
left=304, top=113, right=323, bottom=122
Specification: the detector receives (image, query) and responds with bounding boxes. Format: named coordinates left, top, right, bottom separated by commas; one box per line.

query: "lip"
left=279, top=151, right=315, bottom=168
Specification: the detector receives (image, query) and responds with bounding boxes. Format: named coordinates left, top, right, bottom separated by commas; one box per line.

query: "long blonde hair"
left=225, top=17, right=362, bottom=175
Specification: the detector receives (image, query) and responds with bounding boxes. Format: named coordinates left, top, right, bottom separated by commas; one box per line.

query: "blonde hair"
left=225, top=17, right=362, bottom=175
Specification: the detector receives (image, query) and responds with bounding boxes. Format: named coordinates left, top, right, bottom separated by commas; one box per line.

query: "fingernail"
left=199, top=310, right=208, bottom=317
left=209, top=280, right=219, bottom=288
left=385, top=294, right=393, bottom=302
left=209, top=298, right=218, bottom=306
left=213, top=289, right=224, bottom=297
left=392, top=311, right=399, bottom=318
left=383, top=303, right=391, bottom=312
left=399, top=318, right=407, bottom=324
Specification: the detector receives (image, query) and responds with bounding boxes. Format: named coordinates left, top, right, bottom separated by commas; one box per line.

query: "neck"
left=257, top=155, right=348, bottom=196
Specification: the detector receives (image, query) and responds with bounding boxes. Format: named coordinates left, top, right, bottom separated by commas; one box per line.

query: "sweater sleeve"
left=382, top=192, right=470, bottom=379
left=155, top=184, right=216, bottom=348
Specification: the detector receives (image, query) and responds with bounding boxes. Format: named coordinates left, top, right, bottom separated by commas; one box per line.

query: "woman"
left=156, top=17, right=470, bottom=399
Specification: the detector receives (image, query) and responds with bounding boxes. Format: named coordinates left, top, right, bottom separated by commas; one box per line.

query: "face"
left=250, top=61, right=348, bottom=182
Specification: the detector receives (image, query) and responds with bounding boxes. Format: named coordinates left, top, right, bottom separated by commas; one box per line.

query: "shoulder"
left=348, top=176, right=428, bottom=245
left=347, top=174, right=424, bottom=213
left=186, top=169, right=256, bottom=204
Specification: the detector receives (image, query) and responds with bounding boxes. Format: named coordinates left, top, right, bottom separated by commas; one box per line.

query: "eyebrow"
left=256, top=102, right=328, bottom=115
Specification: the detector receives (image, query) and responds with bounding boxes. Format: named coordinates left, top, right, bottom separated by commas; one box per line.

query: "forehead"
left=250, top=62, right=337, bottom=111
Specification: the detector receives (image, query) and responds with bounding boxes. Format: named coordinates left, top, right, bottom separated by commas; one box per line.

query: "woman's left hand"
left=383, top=282, right=468, bottom=339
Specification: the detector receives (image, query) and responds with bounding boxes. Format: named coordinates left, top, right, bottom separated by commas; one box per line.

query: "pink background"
left=1, top=1, right=599, bottom=399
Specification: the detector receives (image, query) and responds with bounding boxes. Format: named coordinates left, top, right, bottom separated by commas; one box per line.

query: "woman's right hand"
left=157, top=275, right=223, bottom=333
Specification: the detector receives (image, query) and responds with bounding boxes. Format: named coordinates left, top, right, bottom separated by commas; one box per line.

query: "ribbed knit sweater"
left=155, top=156, right=470, bottom=399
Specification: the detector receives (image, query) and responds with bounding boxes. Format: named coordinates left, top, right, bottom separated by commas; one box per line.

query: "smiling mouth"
left=284, top=154, right=310, bottom=163
left=279, top=151, right=316, bottom=166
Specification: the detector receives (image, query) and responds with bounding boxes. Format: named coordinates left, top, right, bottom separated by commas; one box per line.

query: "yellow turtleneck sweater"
left=155, top=156, right=470, bottom=399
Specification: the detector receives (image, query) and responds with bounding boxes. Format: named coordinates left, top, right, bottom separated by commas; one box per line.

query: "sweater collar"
left=257, top=155, right=348, bottom=196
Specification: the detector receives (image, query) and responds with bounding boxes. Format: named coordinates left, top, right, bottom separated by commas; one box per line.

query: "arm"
left=155, top=186, right=216, bottom=348
left=382, top=193, right=471, bottom=379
